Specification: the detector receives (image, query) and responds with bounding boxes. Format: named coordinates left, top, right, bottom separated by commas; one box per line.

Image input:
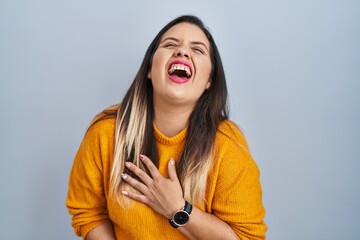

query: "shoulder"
left=214, top=120, right=259, bottom=181
left=216, top=119, right=249, bottom=152
left=85, top=106, right=118, bottom=140
left=212, top=120, right=260, bottom=195
left=73, top=107, right=117, bottom=176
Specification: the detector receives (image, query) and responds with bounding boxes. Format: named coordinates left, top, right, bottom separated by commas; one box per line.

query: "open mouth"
left=168, top=63, right=192, bottom=79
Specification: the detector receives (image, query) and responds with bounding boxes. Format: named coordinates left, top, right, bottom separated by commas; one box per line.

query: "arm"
left=66, top=119, right=116, bottom=238
left=211, top=148, right=267, bottom=239
left=179, top=206, right=238, bottom=240
left=121, top=155, right=238, bottom=240
left=85, top=222, right=116, bottom=240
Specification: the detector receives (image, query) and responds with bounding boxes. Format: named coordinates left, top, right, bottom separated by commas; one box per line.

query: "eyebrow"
left=161, top=37, right=209, bottom=52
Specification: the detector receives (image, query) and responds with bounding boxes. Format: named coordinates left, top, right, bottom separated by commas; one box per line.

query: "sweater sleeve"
left=212, top=129, right=267, bottom=239
left=66, top=120, right=114, bottom=238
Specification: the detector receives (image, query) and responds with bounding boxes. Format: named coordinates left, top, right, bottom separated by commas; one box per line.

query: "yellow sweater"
left=66, top=115, right=267, bottom=239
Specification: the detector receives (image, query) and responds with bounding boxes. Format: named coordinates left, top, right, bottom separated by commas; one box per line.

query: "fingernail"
left=169, top=159, right=175, bottom=165
left=139, top=155, right=144, bottom=160
left=125, top=162, right=131, bottom=168
left=122, top=191, right=128, bottom=196
left=121, top=173, right=127, bottom=180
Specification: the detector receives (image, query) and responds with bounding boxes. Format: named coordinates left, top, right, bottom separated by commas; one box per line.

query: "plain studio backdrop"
left=0, top=0, right=359, bottom=239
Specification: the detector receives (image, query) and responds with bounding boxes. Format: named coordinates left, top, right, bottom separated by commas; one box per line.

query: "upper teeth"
left=168, top=64, right=191, bottom=77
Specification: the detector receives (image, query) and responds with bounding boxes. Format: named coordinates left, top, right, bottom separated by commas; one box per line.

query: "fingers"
left=121, top=172, right=163, bottom=211
left=124, top=161, right=153, bottom=186
left=139, top=155, right=162, bottom=179
left=121, top=173, right=149, bottom=196
left=122, top=155, right=183, bottom=218
left=167, top=158, right=179, bottom=182
left=121, top=189, right=148, bottom=204
left=125, top=155, right=179, bottom=184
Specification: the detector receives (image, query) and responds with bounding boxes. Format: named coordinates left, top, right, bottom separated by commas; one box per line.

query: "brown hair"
left=97, top=15, right=228, bottom=206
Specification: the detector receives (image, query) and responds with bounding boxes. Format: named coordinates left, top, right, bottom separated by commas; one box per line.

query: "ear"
left=205, top=79, right=211, bottom=89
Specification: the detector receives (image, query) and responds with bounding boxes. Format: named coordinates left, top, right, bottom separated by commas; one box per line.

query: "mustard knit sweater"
left=66, top=116, right=267, bottom=239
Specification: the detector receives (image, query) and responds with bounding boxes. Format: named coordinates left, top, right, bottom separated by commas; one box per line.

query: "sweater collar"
left=153, top=125, right=187, bottom=145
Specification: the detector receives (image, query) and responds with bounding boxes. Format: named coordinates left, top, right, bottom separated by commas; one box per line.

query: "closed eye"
left=191, top=41, right=209, bottom=54
left=192, top=47, right=204, bottom=54
left=163, top=42, right=178, bottom=48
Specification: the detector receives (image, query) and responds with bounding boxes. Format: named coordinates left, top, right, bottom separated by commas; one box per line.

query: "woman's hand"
left=121, top=155, right=239, bottom=240
left=121, top=155, right=185, bottom=219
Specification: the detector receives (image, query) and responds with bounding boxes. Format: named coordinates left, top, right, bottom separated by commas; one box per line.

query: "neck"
left=153, top=100, right=194, bottom=138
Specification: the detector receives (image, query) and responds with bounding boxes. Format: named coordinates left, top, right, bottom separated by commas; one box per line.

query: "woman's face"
left=149, top=22, right=212, bottom=108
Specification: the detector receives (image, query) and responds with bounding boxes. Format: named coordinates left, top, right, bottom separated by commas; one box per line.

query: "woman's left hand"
left=121, top=155, right=185, bottom=219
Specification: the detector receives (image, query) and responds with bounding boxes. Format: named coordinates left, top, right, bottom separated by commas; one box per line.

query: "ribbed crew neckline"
left=153, top=125, right=187, bottom=145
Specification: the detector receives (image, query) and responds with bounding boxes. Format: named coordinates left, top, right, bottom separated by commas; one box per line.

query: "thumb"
left=167, top=158, right=179, bottom=181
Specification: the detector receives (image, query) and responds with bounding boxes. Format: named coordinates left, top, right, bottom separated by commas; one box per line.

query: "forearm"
left=178, top=206, right=238, bottom=240
left=85, top=222, right=116, bottom=240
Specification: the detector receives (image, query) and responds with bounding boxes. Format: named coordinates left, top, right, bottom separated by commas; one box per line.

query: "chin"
left=161, top=92, right=192, bottom=104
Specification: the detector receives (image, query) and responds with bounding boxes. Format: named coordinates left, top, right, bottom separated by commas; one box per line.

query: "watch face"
left=174, top=211, right=190, bottom=225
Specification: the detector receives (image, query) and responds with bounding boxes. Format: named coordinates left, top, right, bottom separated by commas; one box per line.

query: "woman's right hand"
left=121, top=155, right=185, bottom=219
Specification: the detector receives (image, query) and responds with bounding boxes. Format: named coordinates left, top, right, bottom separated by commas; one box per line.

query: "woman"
left=66, top=15, right=267, bottom=240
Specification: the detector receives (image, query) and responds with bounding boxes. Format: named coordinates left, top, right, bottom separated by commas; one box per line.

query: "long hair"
left=105, top=15, right=228, bottom=206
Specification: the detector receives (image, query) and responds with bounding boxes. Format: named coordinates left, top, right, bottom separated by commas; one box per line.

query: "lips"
left=167, top=60, right=193, bottom=84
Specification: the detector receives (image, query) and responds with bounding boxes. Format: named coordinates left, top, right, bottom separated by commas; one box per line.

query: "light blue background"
left=1, top=0, right=359, bottom=239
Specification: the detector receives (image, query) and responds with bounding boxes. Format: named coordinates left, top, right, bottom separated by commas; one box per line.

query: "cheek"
left=148, top=54, right=158, bottom=79
left=201, top=60, right=212, bottom=89
left=151, top=50, right=166, bottom=73
left=197, top=59, right=212, bottom=81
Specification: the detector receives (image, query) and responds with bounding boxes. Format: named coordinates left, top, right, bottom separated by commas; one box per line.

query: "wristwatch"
left=169, top=201, right=193, bottom=228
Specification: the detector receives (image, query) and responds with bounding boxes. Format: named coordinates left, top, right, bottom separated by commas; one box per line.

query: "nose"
left=174, top=46, right=190, bottom=59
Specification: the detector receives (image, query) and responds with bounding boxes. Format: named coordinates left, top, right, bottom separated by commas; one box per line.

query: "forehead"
left=161, top=23, right=210, bottom=47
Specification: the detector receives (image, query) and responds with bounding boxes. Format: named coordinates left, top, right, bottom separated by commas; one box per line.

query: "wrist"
left=167, top=199, right=186, bottom=219
left=169, top=200, right=193, bottom=228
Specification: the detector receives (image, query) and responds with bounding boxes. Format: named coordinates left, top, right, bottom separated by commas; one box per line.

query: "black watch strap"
left=169, top=219, right=179, bottom=228
left=169, top=201, right=192, bottom=228
left=183, top=201, right=193, bottom=215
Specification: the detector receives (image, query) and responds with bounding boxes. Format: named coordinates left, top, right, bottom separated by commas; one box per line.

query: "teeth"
left=168, top=64, right=191, bottom=77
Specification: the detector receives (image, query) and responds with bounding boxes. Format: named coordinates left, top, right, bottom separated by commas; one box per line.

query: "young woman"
left=66, top=15, right=267, bottom=240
